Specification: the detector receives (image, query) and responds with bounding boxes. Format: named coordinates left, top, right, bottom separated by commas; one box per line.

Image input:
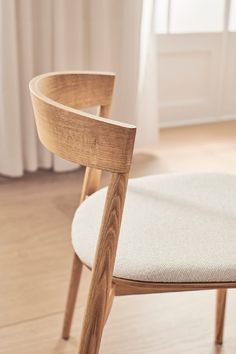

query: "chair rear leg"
left=62, top=252, right=83, bottom=340
left=215, top=289, right=227, bottom=345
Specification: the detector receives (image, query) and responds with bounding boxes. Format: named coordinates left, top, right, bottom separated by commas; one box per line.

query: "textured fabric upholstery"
left=72, top=173, right=236, bottom=283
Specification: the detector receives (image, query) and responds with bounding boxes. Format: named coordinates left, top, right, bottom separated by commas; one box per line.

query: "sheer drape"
left=0, top=0, right=158, bottom=176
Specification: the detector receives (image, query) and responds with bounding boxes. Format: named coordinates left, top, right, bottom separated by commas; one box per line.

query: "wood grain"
left=104, top=286, right=116, bottom=325
left=62, top=100, right=112, bottom=340
left=29, top=72, right=136, bottom=173
left=37, top=72, right=115, bottom=109
left=114, top=278, right=236, bottom=296
left=79, top=105, right=112, bottom=201
left=78, top=173, right=129, bottom=354
left=30, top=72, right=136, bottom=353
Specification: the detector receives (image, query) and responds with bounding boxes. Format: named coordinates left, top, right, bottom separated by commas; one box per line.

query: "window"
left=155, top=0, right=225, bottom=34
left=229, top=0, right=236, bottom=31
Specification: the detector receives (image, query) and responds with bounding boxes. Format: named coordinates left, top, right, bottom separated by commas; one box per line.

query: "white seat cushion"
left=72, top=173, right=236, bottom=283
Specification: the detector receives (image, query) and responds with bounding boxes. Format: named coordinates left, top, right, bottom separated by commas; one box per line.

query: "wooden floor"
left=1, top=121, right=236, bottom=354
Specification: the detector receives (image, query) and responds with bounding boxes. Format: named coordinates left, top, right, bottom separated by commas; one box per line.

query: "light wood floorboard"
left=1, top=121, right=236, bottom=353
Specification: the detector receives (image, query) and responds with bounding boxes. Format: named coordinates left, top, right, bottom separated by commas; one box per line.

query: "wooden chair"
left=29, top=71, right=236, bottom=354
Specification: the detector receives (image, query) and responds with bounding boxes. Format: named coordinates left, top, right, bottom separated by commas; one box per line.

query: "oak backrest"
left=29, top=72, right=136, bottom=174
left=30, top=72, right=133, bottom=321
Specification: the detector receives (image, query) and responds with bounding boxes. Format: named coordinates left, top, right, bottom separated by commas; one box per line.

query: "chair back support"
left=30, top=72, right=137, bottom=351
left=29, top=72, right=136, bottom=173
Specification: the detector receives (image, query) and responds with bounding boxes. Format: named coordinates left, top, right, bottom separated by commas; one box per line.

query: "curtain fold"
left=0, top=0, right=159, bottom=177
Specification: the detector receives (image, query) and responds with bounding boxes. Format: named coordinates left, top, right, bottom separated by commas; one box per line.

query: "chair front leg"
left=78, top=271, right=112, bottom=354
left=78, top=172, right=128, bottom=354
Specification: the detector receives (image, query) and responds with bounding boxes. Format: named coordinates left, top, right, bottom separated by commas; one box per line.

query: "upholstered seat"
left=72, top=173, right=236, bottom=283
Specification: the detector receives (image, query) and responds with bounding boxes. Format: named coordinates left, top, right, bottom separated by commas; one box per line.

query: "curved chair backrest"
left=29, top=72, right=136, bottom=173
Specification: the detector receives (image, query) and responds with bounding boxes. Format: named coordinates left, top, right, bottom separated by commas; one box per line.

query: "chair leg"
left=215, top=289, right=227, bottom=345
left=78, top=172, right=128, bottom=354
left=104, top=286, right=115, bottom=325
left=78, top=279, right=112, bottom=354
left=62, top=252, right=83, bottom=340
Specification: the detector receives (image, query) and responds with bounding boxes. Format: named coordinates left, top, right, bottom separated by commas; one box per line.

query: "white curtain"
left=0, top=0, right=159, bottom=177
